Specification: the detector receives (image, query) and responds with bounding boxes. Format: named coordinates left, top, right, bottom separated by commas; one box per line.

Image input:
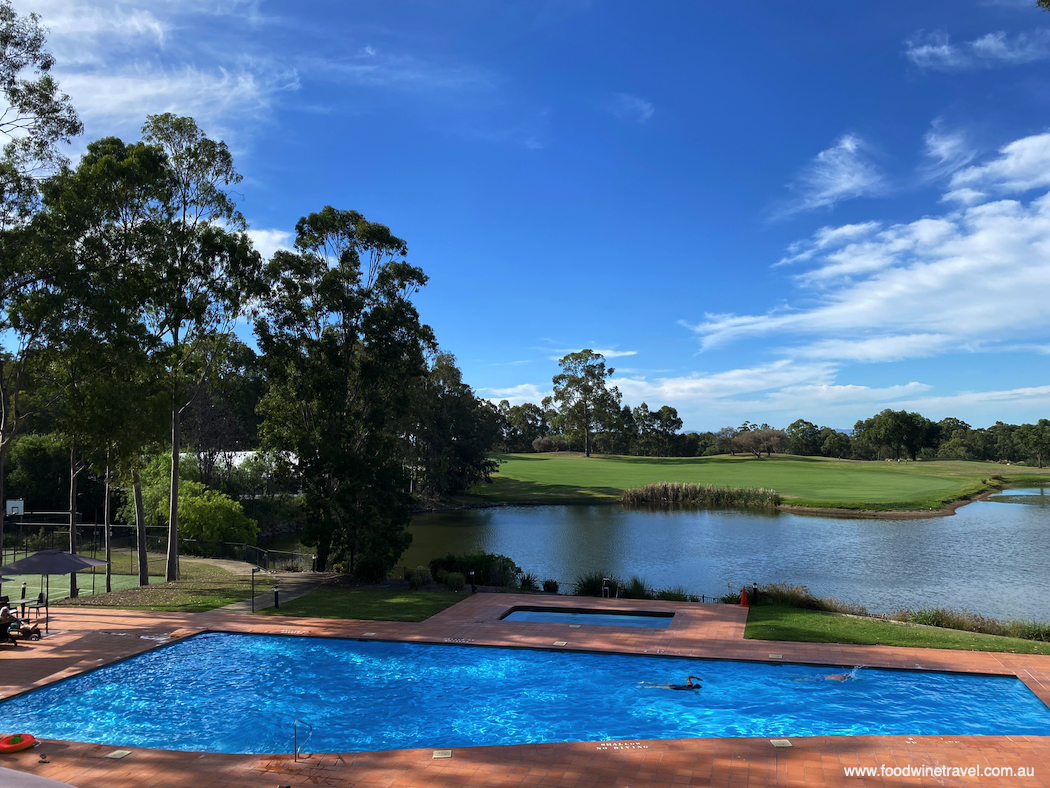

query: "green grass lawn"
left=745, top=605, right=1050, bottom=654
left=258, top=588, right=467, bottom=621
left=54, top=561, right=274, bottom=613
left=469, top=453, right=1050, bottom=511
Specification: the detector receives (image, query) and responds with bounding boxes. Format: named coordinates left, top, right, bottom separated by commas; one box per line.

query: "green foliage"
left=257, top=206, right=431, bottom=579
left=428, top=552, right=522, bottom=586
left=406, top=565, right=433, bottom=590
left=654, top=587, right=701, bottom=602
left=169, top=480, right=258, bottom=544
left=620, top=575, right=653, bottom=599
left=542, top=578, right=559, bottom=593
left=518, top=571, right=538, bottom=592
left=551, top=349, right=621, bottom=458
left=446, top=572, right=465, bottom=592
left=411, top=352, right=501, bottom=499
left=572, top=569, right=613, bottom=597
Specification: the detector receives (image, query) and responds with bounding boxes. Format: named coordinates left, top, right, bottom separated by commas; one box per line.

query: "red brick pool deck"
left=2, top=594, right=1049, bottom=787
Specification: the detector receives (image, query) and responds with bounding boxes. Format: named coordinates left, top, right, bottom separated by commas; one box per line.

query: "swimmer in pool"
left=638, top=675, right=702, bottom=691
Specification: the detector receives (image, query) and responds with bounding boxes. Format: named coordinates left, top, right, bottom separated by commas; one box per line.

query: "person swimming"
left=638, top=675, right=702, bottom=691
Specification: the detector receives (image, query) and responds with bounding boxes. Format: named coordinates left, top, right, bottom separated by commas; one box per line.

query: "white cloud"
left=692, top=180, right=1050, bottom=360
left=603, top=92, right=654, bottom=124
left=904, top=31, right=969, bottom=69
left=57, top=65, right=299, bottom=138
left=483, top=383, right=550, bottom=406
left=950, top=131, right=1050, bottom=195
left=905, top=28, right=1050, bottom=70
left=778, top=222, right=881, bottom=265
left=614, top=360, right=836, bottom=402
left=923, top=121, right=976, bottom=180
left=777, top=134, right=887, bottom=217
left=246, top=227, right=293, bottom=260
left=547, top=348, right=637, bottom=361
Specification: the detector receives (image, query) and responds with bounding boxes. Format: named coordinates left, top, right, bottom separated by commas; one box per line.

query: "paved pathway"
left=0, top=595, right=1048, bottom=787
left=217, top=571, right=328, bottom=614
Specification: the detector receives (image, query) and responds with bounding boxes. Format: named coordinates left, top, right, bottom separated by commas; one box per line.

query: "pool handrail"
left=293, top=718, right=313, bottom=762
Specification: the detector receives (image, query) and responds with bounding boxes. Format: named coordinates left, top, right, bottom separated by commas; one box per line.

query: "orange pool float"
left=0, top=733, right=36, bottom=753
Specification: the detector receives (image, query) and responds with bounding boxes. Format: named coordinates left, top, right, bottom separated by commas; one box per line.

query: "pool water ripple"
left=2, top=632, right=1048, bottom=754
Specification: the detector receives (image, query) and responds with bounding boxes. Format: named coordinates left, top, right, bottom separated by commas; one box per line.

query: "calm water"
left=2, top=633, right=1048, bottom=753
left=407, top=488, right=1050, bottom=620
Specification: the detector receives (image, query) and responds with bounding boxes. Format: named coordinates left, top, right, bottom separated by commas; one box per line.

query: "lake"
left=406, top=488, right=1049, bottom=621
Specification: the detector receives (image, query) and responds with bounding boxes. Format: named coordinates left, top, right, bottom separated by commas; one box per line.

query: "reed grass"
left=621, top=482, right=781, bottom=509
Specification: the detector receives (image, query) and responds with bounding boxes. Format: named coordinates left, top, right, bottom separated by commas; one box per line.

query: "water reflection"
left=407, top=489, right=1050, bottom=621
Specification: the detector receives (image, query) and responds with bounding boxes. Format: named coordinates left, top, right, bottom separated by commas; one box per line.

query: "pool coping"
left=2, top=594, right=1050, bottom=787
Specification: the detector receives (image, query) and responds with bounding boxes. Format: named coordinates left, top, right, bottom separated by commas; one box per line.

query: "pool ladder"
left=293, top=719, right=313, bottom=762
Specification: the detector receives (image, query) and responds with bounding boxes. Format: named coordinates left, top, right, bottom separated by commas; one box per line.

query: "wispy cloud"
left=691, top=178, right=1050, bottom=360
left=922, top=120, right=977, bottom=180
left=949, top=130, right=1050, bottom=196
left=905, top=28, right=1050, bottom=70
left=776, top=134, right=888, bottom=217
left=303, top=48, right=498, bottom=93
left=603, top=92, right=654, bottom=124
left=547, top=347, right=638, bottom=361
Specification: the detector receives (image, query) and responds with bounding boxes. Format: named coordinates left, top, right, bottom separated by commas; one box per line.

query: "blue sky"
left=18, top=0, right=1050, bottom=431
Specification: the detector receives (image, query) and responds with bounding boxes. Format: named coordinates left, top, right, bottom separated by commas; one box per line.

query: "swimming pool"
left=2, top=633, right=1048, bottom=754
left=501, top=607, right=673, bottom=627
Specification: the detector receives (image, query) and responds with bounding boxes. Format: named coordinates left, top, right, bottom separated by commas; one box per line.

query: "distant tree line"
left=494, top=352, right=1050, bottom=468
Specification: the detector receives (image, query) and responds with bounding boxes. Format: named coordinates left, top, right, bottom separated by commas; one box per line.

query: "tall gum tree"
left=551, top=349, right=621, bottom=458
left=138, top=114, right=262, bottom=581
left=257, top=207, right=433, bottom=577
left=0, top=0, right=80, bottom=558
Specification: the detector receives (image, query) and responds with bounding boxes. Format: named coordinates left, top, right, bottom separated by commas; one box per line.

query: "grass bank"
left=55, top=561, right=274, bottom=613
left=745, top=605, right=1050, bottom=655
left=257, top=588, right=465, bottom=621
left=469, top=453, right=1049, bottom=512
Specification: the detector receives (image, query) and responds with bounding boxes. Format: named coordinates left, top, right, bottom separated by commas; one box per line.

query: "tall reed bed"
left=621, top=482, right=781, bottom=509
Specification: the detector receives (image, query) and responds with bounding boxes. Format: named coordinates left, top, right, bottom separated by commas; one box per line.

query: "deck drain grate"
left=770, top=739, right=792, bottom=748
left=768, top=654, right=783, bottom=659
left=433, top=750, right=452, bottom=759
left=105, top=750, right=132, bottom=759
left=553, top=641, right=567, bottom=646
left=569, top=624, right=581, bottom=628
left=362, top=632, right=376, bottom=637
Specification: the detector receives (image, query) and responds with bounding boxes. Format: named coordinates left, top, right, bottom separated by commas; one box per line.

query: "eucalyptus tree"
left=0, top=0, right=80, bottom=555
left=136, top=114, right=262, bottom=581
left=551, top=350, right=621, bottom=457
left=410, top=351, right=500, bottom=501
left=1015, top=420, right=1050, bottom=469
left=31, top=136, right=169, bottom=592
left=257, top=206, right=433, bottom=577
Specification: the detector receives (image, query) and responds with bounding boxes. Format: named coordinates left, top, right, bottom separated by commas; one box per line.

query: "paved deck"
left=1, top=594, right=1048, bottom=787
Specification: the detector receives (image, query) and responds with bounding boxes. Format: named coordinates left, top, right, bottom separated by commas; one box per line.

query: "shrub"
left=429, top=552, right=522, bottom=587
left=354, top=555, right=389, bottom=584
left=434, top=568, right=449, bottom=583
left=519, top=572, right=538, bottom=592
left=573, top=569, right=616, bottom=597
left=620, top=575, right=653, bottom=600
left=655, top=586, right=694, bottom=602
left=542, top=579, right=559, bottom=594
left=446, top=572, right=465, bottom=592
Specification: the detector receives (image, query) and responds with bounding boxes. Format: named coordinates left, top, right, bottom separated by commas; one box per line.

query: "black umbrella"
left=1, top=550, right=109, bottom=633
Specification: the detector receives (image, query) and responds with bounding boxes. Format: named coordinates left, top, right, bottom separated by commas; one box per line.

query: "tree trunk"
left=68, top=444, right=79, bottom=598
left=0, top=445, right=6, bottom=576
left=166, top=398, right=180, bottom=582
left=134, top=469, right=149, bottom=586
left=104, top=461, right=112, bottom=593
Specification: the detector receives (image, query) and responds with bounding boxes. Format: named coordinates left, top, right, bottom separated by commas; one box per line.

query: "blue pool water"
left=2, top=633, right=1048, bottom=754
left=502, top=608, right=673, bottom=628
